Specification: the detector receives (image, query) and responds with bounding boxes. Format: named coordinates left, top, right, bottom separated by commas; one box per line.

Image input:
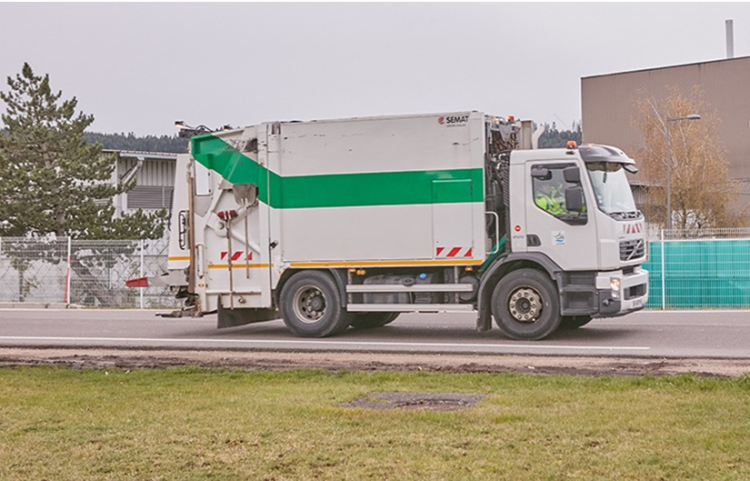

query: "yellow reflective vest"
left=535, top=192, right=564, bottom=215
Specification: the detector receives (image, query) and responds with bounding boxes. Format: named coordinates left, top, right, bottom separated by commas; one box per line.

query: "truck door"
left=192, top=128, right=274, bottom=312
left=524, top=162, right=598, bottom=271
left=432, top=179, right=474, bottom=260
left=168, top=154, right=192, bottom=275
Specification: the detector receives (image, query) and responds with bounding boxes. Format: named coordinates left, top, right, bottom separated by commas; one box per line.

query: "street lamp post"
left=666, top=114, right=701, bottom=231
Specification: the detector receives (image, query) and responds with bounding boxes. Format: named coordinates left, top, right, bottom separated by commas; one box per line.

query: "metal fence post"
left=661, top=229, right=666, bottom=310
left=65, top=236, right=72, bottom=305
left=140, top=239, right=145, bottom=309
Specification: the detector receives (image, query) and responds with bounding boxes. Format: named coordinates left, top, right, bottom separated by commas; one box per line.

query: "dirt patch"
left=342, top=392, right=486, bottom=411
left=1, top=347, right=750, bottom=377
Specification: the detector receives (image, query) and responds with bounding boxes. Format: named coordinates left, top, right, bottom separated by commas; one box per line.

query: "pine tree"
left=0, top=63, right=167, bottom=305
left=0, top=62, right=166, bottom=239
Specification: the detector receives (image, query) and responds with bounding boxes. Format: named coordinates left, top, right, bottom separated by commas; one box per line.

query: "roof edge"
left=582, top=55, right=750, bottom=81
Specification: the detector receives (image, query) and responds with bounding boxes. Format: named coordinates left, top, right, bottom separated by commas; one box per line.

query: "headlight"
left=610, top=277, right=621, bottom=299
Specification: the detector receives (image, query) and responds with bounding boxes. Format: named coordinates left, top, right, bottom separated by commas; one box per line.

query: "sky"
left=1, top=2, right=749, bottom=136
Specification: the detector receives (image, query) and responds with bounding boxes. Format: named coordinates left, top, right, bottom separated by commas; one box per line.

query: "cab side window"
left=531, top=164, right=587, bottom=223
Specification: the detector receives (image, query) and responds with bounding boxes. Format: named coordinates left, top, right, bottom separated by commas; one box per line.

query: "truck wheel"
left=491, top=268, right=561, bottom=340
left=558, top=315, right=592, bottom=331
left=350, top=312, right=399, bottom=329
left=280, top=271, right=352, bottom=338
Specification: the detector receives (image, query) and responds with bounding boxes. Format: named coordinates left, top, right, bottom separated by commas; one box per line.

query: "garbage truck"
left=129, top=111, right=648, bottom=340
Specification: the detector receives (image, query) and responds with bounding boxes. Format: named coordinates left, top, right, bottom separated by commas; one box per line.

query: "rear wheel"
left=350, top=312, right=399, bottom=329
left=491, top=268, right=561, bottom=340
left=280, top=271, right=352, bottom=338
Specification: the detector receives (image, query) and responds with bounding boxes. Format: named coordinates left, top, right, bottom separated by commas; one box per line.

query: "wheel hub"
left=508, top=288, right=542, bottom=323
left=294, top=287, right=326, bottom=323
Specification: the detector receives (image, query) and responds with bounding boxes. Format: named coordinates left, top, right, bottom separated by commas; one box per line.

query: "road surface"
left=1, top=308, right=749, bottom=358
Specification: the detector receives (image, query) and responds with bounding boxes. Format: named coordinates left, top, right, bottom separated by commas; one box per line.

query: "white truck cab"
left=477, top=143, right=648, bottom=338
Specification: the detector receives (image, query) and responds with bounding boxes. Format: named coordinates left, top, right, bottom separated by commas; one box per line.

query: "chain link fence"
left=3, top=228, right=750, bottom=310
left=649, top=227, right=750, bottom=241
left=0, top=237, right=180, bottom=308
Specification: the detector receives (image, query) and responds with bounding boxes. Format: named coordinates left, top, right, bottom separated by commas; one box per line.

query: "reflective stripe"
left=289, top=259, right=482, bottom=268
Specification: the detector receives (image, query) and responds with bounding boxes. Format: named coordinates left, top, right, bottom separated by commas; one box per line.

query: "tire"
left=350, top=312, right=399, bottom=330
left=558, top=315, right=593, bottom=331
left=280, top=271, right=352, bottom=338
left=491, top=268, right=561, bottom=340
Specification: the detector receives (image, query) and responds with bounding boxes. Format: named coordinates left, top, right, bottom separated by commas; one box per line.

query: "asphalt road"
left=1, top=308, right=749, bottom=359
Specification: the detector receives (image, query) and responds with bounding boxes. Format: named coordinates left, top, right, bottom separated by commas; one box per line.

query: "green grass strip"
left=2, top=367, right=750, bottom=480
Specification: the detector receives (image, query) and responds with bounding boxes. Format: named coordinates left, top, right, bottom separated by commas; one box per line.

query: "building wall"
left=581, top=56, right=750, bottom=180
left=108, top=151, right=177, bottom=213
left=121, top=158, right=175, bottom=210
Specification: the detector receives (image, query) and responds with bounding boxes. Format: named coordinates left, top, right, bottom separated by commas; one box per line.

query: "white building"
left=106, top=150, right=178, bottom=216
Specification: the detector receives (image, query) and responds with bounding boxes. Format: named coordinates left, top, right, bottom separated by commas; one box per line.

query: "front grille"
left=611, top=211, right=643, bottom=220
left=625, top=283, right=647, bottom=300
left=620, top=239, right=645, bottom=261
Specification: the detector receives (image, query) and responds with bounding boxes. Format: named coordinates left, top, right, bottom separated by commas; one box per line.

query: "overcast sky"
left=1, top=2, right=749, bottom=136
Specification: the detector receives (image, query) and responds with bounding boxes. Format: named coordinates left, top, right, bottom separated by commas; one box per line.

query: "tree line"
left=82, top=131, right=188, bottom=153
left=538, top=122, right=582, bottom=148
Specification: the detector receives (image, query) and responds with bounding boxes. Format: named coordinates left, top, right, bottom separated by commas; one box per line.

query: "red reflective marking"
left=222, top=251, right=253, bottom=261
left=126, top=277, right=148, bottom=288
left=436, top=247, right=445, bottom=256
left=447, top=247, right=462, bottom=257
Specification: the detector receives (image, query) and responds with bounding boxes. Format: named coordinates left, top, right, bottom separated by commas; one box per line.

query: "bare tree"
left=633, top=86, right=746, bottom=231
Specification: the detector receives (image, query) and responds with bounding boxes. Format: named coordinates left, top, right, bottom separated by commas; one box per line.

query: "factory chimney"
left=726, top=19, right=734, bottom=59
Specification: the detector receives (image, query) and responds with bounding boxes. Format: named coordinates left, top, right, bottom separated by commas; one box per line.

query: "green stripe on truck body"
left=192, top=134, right=484, bottom=209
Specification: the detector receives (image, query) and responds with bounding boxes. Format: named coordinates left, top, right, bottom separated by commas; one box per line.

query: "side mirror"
left=565, top=186, right=584, bottom=212
left=563, top=166, right=581, bottom=184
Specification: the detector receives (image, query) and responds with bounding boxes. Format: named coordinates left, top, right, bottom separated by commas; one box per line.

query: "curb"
left=0, top=302, right=70, bottom=309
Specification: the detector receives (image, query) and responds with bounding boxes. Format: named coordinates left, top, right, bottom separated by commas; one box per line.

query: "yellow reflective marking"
left=208, top=263, right=271, bottom=269
left=168, top=256, right=191, bottom=261
left=289, top=259, right=482, bottom=268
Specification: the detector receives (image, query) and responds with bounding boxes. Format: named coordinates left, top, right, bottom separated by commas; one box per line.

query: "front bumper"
left=594, top=268, right=649, bottom=317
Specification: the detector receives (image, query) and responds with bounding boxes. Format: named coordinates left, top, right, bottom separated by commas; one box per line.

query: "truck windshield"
left=586, top=162, right=637, bottom=215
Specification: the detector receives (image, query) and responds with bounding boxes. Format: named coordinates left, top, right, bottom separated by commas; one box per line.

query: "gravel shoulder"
left=2, top=347, right=750, bottom=377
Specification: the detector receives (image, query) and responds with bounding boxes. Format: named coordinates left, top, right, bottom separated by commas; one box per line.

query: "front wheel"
left=491, top=269, right=561, bottom=340
left=280, top=271, right=352, bottom=338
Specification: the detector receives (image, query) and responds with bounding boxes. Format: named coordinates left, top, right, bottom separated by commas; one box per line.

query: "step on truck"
left=140, top=111, right=649, bottom=340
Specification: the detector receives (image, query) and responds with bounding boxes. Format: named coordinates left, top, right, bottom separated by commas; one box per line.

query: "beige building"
left=581, top=56, right=750, bottom=194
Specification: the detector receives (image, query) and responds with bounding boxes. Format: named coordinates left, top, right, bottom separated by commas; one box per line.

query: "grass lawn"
left=1, top=367, right=749, bottom=480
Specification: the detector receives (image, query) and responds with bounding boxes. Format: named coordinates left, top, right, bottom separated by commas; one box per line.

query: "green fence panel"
left=644, top=239, right=750, bottom=309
